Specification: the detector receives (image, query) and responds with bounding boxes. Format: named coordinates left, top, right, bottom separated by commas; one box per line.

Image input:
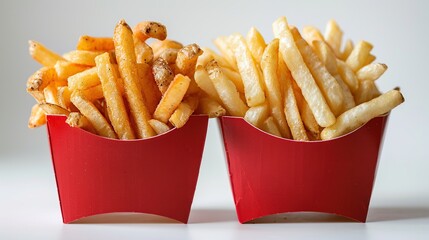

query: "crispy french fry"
left=158, top=48, right=178, bottom=64
left=346, top=40, right=373, bottom=71
left=356, top=63, right=388, bottom=82
left=28, top=104, right=46, bottom=128
left=169, top=95, right=199, bottom=128
left=38, top=103, right=70, bottom=116
left=54, top=60, right=89, bottom=81
left=137, top=62, right=162, bottom=114
left=365, top=54, right=376, bottom=66
left=154, top=74, right=191, bottom=123
left=81, top=85, right=104, bottom=101
left=57, top=86, right=74, bottom=110
left=261, top=39, right=291, bottom=138
left=321, top=90, right=404, bottom=140
left=244, top=102, right=270, bottom=129
left=213, top=36, right=238, bottom=70
left=336, top=59, right=359, bottom=93
left=114, top=19, right=155, bottom=138
left=71, top=91, right=117, bottom=138
left=63, top=50, right=104, bottom=66
left=324, top=20, right=343, bottom=57
left=148, top=119, right=171, bottom=135
left=221, top=67, right=245, bottom=93
left=302, top=26, right=325, bottom=48
left=76, top=36, right=114, bottom=51
left=43, top=83, right=59, bottom=104
left=292, top=80, right=320, bottom=139
left=134, top=36, right=154, bottom=64
left=340, top=39, right=354, bottom=61
left=230, top=34, right=266, bottom=107
left=28, top=40, right=64, bottom=67
left=95, top=52, right=135, bottom=139
left=194, top=65, right=222, bottom=103
left=66, top=112, right=97, bottom=134
left=196, top=96, right=226, bottom=118
left=26, top=67, right=57, bottom=103
left=152, top=39, right=183, bottom=59
left=67, top=67, right=99, bottom=90
left=152, top=57, right=174, bottom=94
left=175, top=43, right=203, bottom=76
left=134, top=21, right=167, bottom=42
left=354, top=80, right=381, bottom=104
left=312, top=40, right=338, bottom=77
left=206, top=60, right=248, bottom=116
left=284, top=74, right=308, bottom=141
left=261, top=116, right=282, bottom=137
left=198, top=47, right=234, bottom=70
left=292, top=29, right=344, bottom=116
left=273, top=17, right=335, bottom=127
left=246, top=27, right=266, bottom=64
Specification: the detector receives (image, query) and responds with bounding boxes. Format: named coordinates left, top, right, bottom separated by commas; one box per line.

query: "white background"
left=1, top=0, right=428, bottom=239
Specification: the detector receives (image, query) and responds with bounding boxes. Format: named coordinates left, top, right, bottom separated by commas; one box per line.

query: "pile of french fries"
left=27, top=19, right=207, bottom=139
left=195, top=16, right=404, bottom=140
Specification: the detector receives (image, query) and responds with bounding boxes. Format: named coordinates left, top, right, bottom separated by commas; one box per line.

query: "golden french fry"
left=244, top=102, right=270, bottom=129
left=175, top=43, right=203, bottom=76
left=354, top=80, right=381, bottom=104
left=148, top=119, right=171, bottom=135
left=365, top=54, right=376, bottom=66
left=206, top=60, right=248, bottom=117
left=28, top=104, right=46, bottom=128
left=28, top=40, right=64, bottom=67
left=54, top=60, right=89, bottom=81
left=292, top=80, right=320, bottom=139
left=340, top=39, right=354, bottom=61
left=221, top=67, right=245, bottom=93
left=169, top=95, right=199, bottom=128
left=198, top=47, right=234, bottom=70
left=194, top=65, right=222, bottom=103
left=38, top=103, right=70, bottom=116
left=230, top=34, right=266, bottom=107
left=66, top=112, right=97, bottom=135
left=356, top=63, right=388, bottom=82
left=324, top=20, right=343, bottom=57
left=95, top=52, right=135, bottom=139
left=43, top=83, right=59, bottom=104
left=196, top=96, right=226, bottom=118
left=76, top=36, right=114, bottom=51
left=321, top=90, right=404, bottom=140
left=67, top=67, right=99, bottom=90
left=152, top=57, right=174, bottom=94
left=137, top=62, right=162, bottom=114
left=346, top=40, right=373, bottom=71
left=134, top=36, right=154, bottom=64
left=261, top=116, right=282, bottom=137
left=70, top=91, right=117, bottom=138
left=273, top=17, right=335, bottom=127
left=284, top=74, right=308, bottom=141
left=153, top=74, right=191, bottom=123
left=57, top=86, right=74, bottom=110
left=312, top=40, right=338, bottom=77
left=213, top=36, right=238, bottom=70
left=261, top=39, right=291, bottom=138
left=292, top=29, right=344, bottom=116
left=114, top=19, right=155, bottom=138
left=336, top=59, right=359, bottom=93
left=63, top=50, right=104, bottom=66
left=152, top=39, right=183, bottom=59
left=26, top=67, right=57, bottom=103
left=302, top=26, right=325, bottom=47
left=246, top=27, right=266, bottom=64
left=158, top=48, right=178, bottom=64
left=134, top=21, right=167, bottom=42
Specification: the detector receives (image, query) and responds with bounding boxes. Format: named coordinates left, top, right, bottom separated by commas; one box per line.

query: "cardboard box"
left=218, top=114, right=389, bottom=223
left=46, top=115, right=208, bottom=223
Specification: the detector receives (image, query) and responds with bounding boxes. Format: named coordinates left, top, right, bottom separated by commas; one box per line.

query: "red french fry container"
left=46, top=114, right=208, bottom=223
left=218, top=114, right=389, bottom=223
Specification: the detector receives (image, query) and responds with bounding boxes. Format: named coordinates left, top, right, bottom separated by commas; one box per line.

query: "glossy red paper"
left=219, top=114, right=389, bottom=223
left=47, top=115, right=208, bottom=223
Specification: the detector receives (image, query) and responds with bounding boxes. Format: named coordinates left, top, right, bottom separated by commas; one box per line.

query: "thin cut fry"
left=67, top=67, right=99, bottom=90
left=28, top=40, right=64, bottom=67
left=175, top=43, right=203, bottom=76
left=28, top=104, right=46, bottom=128
left=346, top=40, right=373, bottom=71
left=43, top=83, right=59, bottom=104
left=293, top=80, right=320, bottom=139
left=152, top=39, right=183, bottom=59
left=340, top=39, right=354, bottom=61
left=213, top=36, right=238, bottom=70
left=134, top=36, right=153, bottom=64
left=26, top=67, right=57, bottom=103
left=336, top=59, right=359, bottom=93
left=244, top=102, right=270, bottom=129
left=222, top=67, right=245, bottom=93
left=302, top=26, right=325, bottom=47
left=63, top=50, right=104, bottom=66
left=54, top=60, right=89, bottom=81
left=169, top=95, right=199, bottom=128
left=66, top=112, right=97, bottom=134
left=76, top=36, right=114, bottom=51
left=152, top=57, right=175, bottom=94
left=246, top=27, right=266, bottom=64
left=137, top=63, right=162, bottom=114
left=321, top=90, right=404, bottom=140
left=198, top=47, right=234, bottom=69
left=196, top=96, right=226, bottom=118
left=134, top=21, right=167, bottom=42
left=158, top=48, right=178, bottom=64
left=57, top=86, right=74, bottom=110
left=261, top=116, right=282, bottom=137
left=324, top=20, right=343, bottom=57
left=354, top=80, right=381, bottom=104
left=148, top=119, right=171, bottom=135
left=194, top=65, right=222, bottom=103
left=356, top=63, right=388, bottom=82
left=284, top=74, right=308, bottom=141
left=38, top=103, right=70, bottom=116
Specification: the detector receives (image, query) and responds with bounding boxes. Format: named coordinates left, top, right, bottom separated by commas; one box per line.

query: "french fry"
left=63, top=50, right=104, bottom=66
left=148, top=119, right=171, bottom=135
left=246, top=27, right=266, bottom=64
left=302, top=26, right=325, bottom=48
left=158, top=48, right=178, bottom=64
left=312, top=40, right=338, bottom=77
left=230, top=34, right=266, bottom=107
left=57, top=86, right=74, bottom=110
left=153, top=74, right=191, bottom=123
left=70, top=91, right=117, bottom=139
left=365, top=54, right=376, bottom=66
left=292, top=28, right=344, bottom=117
left=114, top=19, right=155, bottom=138
left=175, top=43, right=203, bottom=76
left=221, top=67, right=245, bottom=93
left=76, top=36, right=114, bottom=51
left=28, top=104, right=46, bottom=128
left=336, top=59, right=359, bottom=93
left=196, top=96, right=226, bottom=118
left=26, top=67, right=57, bottom=103
left=66, top=112, right=97, bottom=135
left=354, top=80, right=381, bottom=104
left=356, top=63, right=388, bottom=82
left=346, top=40, right=373, bottom=71
left=206, top=60, right=248, bottom=117
left=54, top=60, right=89, bottom=81
left=324, top=20, right=343, bottom=57
left=95, top=52, right=135, bottom=139
left=273, top=17, right=335, bottom=127
left=213, top=36, right=238, bottom=70
left=284, top=73, right=308, bottom=141
left=152, top=57, right=174, bottom=94
left=152, top=39, right=183, bottom=59
left=43, top=83, right=59, bottom=105
left=67, top=67, right=99, bottom=90
left=293, top=80, right=320, bottom=139
left=198, top=47, right=234, bottom=70
left=261, top=116, right=282, bottom=137
left=261, top=39, right=291, bottom=138
left=38, top=103, right=70, bottom=116
left=244, top=102, right=270, bottom=129
left=169, top=95, right=199, bottom=128
left=194, top=65, right=222, bottom=103
left=28, top=40, right=64, bottom=67
left=133, top=21, right=167, bottom=42
left=134, top=36, right=154, bottom=64
left=340, top=39, right=354, bottom=61
left=137, top=62, right=162, bottom=114
left=321, top=90, right=404, bottom=140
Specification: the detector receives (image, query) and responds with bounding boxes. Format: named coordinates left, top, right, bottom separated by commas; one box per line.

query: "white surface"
left=1, top=0, right=429, bottom=239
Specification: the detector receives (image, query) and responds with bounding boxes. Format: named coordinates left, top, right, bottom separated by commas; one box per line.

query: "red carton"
left=219, top=114, right=389, bottom=223
left=46, top=115, right=208, bottom=223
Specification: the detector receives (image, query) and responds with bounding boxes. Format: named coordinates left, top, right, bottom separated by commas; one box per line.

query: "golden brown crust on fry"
left=152, top=57, right=174, bottom=94
left=134, top=21, right=167, bottom=42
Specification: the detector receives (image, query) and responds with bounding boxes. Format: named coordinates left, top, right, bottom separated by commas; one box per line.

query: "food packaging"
left=218, top=114, right=389, bottom=223
left=46, top=115, right=208, bottom=223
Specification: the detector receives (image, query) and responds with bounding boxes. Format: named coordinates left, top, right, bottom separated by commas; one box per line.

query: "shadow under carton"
left=218, top=114, right=389, bottom=223
left=47, top=115, right=208, bottom=224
